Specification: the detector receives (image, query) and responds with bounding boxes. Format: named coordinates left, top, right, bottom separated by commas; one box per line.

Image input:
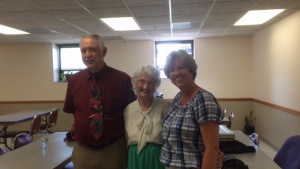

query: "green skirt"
left=128, top=143, right=164, bottom=169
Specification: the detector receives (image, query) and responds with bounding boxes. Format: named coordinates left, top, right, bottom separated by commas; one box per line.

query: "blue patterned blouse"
left=160, top=89, right=224, bottom=168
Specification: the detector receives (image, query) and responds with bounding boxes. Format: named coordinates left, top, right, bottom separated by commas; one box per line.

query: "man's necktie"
left=89, top=76, right=103, bottom=140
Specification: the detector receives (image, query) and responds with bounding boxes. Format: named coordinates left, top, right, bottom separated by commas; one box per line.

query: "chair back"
left=29, top=114, right=42, bottom=136
left=12, top=133, right=33, bottom=150
left=48, top=109, right=59, bottom=130
left=274, top=135, right=300, bottom=169
left=227, top=112, right=234, bottom=129
left=0, top=147, right=8, bottom=156
left=42, top=109, right=59, bottom=133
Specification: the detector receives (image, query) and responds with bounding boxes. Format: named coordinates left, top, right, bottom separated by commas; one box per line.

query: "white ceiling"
left=0, top=0, right=300, bottom=44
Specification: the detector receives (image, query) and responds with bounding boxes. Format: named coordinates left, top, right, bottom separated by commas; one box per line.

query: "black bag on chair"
left=219, top=140, right=256, bottom=154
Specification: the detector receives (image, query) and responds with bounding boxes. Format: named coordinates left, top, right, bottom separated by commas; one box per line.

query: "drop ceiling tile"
left=0, top=0, right=40, bottom=12
left=135, top=16, right=170, bottom=25
left=123, top=0, right=168, bottom=6
left=211, top=0, right=256, bottom=13
left=77, top=0, right=125, bottom=8
left=172, top=3, right=214, bottom=15
left=130, top=6, right=169, bottom=17
left=89, top=8, right=131, bottom=18
left=26, top=0, right=82, bottom=10
left=0, top=0, right=299, bottom=43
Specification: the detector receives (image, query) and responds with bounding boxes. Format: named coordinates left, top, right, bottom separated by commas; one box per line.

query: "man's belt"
left=86, top=135, right=124, bottom=150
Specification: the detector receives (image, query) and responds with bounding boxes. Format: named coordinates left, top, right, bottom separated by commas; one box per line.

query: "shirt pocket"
left=102, top=95, right=124, bottom=115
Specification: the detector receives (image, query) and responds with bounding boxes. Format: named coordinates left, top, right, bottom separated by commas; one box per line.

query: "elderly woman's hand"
left=216, top=150, right=224, bottom=169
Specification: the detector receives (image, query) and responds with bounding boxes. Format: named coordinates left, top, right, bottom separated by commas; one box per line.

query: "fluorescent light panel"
left=0, top=24, right=29, bottom=35
left=100, top=17, right=140, bottom=31
left=234, top=9, right=285, bottom=26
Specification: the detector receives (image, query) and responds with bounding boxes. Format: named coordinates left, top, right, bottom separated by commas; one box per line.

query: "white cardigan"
left=124, top=97, right=170, bottom=154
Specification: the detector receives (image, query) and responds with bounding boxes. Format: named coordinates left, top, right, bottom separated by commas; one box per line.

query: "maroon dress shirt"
left=63, top=64, right=136, bottom=145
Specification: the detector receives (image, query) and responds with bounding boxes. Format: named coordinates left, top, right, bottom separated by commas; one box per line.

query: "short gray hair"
left=80, top=34, right=105, bottom=50
left=163, top=50, right=197, bottom=79
left=132, top=65, right=161, bottom=87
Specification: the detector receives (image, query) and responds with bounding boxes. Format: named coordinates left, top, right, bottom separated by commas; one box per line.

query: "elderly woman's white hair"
left=131, top=65, right=161, bottom=90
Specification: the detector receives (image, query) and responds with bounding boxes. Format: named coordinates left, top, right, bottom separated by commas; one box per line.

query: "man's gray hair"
left=81, top=34, right=105, bottom=49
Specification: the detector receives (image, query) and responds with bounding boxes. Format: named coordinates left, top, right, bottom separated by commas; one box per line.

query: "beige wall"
left=1, top=10, right=300, bottom=151
left=195, top=36, right=252, bottom=98
left=251, top=10, right=300, bottom=149
left=0, top=37, right=254, bottom=131
left=0, top=37, right=253, bottom=138
left=252, top=10, right=300, bottom=111
left=0, top=37, right=252, bottom=100
left=0, top=43, right=66, bottom=101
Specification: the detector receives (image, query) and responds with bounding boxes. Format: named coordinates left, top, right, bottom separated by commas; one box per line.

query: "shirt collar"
left=86, top=63, right=108, bottom=81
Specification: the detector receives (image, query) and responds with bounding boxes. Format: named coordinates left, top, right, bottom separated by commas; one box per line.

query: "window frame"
left=56, top=40, right=194, bottom=81
left=57, top=44, right=83, bottom=82
left=155, top=40, right=194, bottom=78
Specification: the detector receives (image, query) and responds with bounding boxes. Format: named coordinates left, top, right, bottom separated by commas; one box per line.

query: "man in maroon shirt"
left=63, top=34, right=136, bottom=169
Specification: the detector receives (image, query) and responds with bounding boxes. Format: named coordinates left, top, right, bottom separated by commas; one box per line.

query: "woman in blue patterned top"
left=160, top=50, right=224, bottom=169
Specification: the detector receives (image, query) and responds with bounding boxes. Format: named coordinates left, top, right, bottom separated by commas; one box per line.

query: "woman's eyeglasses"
left=168, top=66, right=187, bottom=74
left=137, top=80, right=155, bottom=87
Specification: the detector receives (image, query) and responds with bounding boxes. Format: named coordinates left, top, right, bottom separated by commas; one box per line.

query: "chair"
left=223, top=108, right=227, bottom=114
left=273, top=135, right=300, bottom=169
left=227, top=112, right=234, bottom=129
left=5, top=114, right=42, bottom=143
left=0, top=147, right=8, bottom=156
left=40, top=109, right=59, bottom=134
left=12, top=133, right=33, bottom=150
left=28, top=114, right=42, bottom=137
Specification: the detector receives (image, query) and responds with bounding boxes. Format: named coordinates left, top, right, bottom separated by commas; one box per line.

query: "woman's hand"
left=216, top=150, right=224, bottom=169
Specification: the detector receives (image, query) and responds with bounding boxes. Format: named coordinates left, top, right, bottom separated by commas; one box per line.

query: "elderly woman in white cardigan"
left=124, top=65, right=170, bottom=169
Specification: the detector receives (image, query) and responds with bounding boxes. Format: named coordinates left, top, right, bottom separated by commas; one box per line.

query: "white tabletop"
left=230, top=130, right=280, bottom=169
left=0, top=109, right=55, bottom=125
left=0, top=132, right=74, bottom=169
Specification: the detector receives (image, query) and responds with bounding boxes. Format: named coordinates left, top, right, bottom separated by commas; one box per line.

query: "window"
left=56, top=41, right=194, bottom=82
left=155, top=40, right=194, bottom=78
left=58, top=44, right=86, bottom=82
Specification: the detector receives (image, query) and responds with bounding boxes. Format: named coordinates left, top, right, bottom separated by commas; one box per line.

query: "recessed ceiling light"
left=0, top=24, right=29, bottom=35
left=100, top=17, right=140, bottom=31
left=234, top=9, right=285, bottom=26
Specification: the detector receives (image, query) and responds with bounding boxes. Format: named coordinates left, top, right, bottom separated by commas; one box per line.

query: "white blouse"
left=124, top=97, right=170, bottom=154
